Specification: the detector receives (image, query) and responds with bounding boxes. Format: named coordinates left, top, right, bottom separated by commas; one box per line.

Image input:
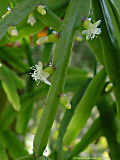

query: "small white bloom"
left=82, top=19, right=101, bottom=40
left=7, top=6, right=11, bottom=11
left=8, top=26, right=18, bottom=36
left=37, top=5, right=46, bottom=15
left=31, top=61, right=51, bottom=86
left=27, top=14, right=36, bottom=26
left=10, top=28, right=18, bottom=36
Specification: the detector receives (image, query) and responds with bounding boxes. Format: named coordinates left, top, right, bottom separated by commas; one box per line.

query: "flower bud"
left=60, top=94, right=71, bottom=110
left=105, top=83, right=113, bottom=92
left=37, top=5, right=46, bottom=16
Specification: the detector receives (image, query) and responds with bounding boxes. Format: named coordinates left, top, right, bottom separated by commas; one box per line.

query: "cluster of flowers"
left=2, top=4, right=102, bottom=41
left=3, top=5, right=47, bottom=37
left=2, top=4, right=102, bottom=109
left=5, top=5, right=58, bottom=45
left=27, top=5, right=47, bottom=26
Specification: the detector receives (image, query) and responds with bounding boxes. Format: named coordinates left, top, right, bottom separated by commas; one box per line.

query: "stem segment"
left=33, top=0, right=90, bottom=157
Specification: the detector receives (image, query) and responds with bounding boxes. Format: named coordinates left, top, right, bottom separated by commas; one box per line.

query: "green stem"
left=92, top=0, right=120, bottom=118
left=67, top=118, right=102, bottom=160
left=0, top=106, right=16, bottom=131
left=0, top=133, right=8, bottom=160
left=97, top=97, right=120, bottom=160
left=63, top=69, right=106, bottom=146
left=56, top=79, right=91, bottom=159
left=33, top=0, right=90, bottom=157
left=42, top=43, right=53, bottom=65
left=23, top=38, right=34, bottom=67
left=99, top=0, right=120, bottom=118
left=17, top=155, right=34, bottom=160
left=15, top=38, right=35, bottom=134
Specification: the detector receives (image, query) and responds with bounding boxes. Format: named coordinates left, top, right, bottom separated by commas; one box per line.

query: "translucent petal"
left=42, top=71, right=50, bottom=79
left=82, top=30, right=87, bottom=35
left=27, top=15, right=36, bottom=26
left=37, top=62, right=43, bottom=70
left=95, top=20, right=101, bottom=27
left=95, top=28, right=101, bottom=35
left=44, top=79, right=51, bottom=86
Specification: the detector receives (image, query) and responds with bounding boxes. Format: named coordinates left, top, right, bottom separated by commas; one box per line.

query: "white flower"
left=27, top=14, right=36, bottom=26
left=7, top=6, right=11, bottom=11
left=37, top=5, right=46, bottom=15
left=31, top=62, right=51, bottom=86
left=8, top=26, right=18, bottom=36
left=82, top=19, right=101, bottom=40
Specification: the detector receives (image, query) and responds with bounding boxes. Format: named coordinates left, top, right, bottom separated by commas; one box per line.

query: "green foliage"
left=63, top=69, right=106, bottom=146
left=67, top=118, right=102, bottom=159
left=0, top=136, right=8, bottom=160
left=33, top=0, right=90, bottom=157
left=0, top=130, right=28, bottom=159
left=0, top=65, right=21, bottom=111
left=0, top=0, right=120, bottom=160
